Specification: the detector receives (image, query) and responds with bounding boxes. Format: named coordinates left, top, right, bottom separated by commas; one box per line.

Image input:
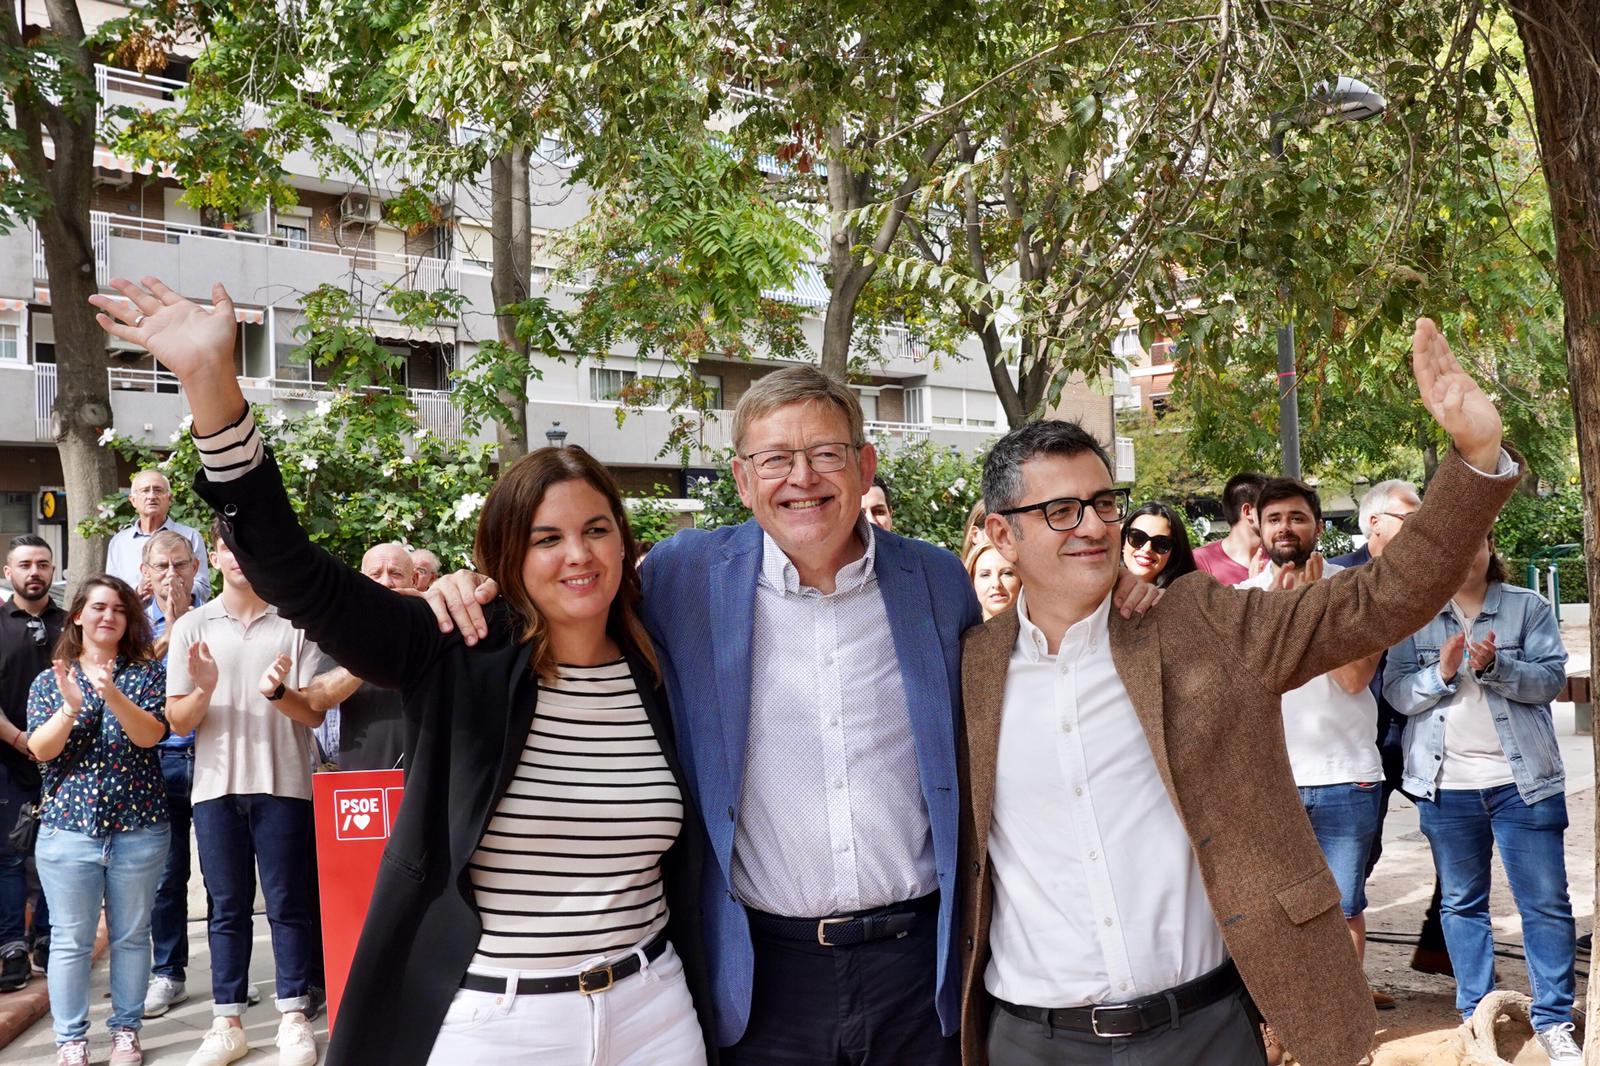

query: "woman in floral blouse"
left=27, top=575, right=169, bottom=1066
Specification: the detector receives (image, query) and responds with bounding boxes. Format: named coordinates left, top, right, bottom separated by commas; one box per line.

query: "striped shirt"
left=469, top=660, right=683, bottom=970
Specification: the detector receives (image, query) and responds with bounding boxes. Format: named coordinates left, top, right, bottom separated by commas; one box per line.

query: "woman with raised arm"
left=27, top=576, right=169, bottom=1066
left=92, top=278, right=713, bottom=1066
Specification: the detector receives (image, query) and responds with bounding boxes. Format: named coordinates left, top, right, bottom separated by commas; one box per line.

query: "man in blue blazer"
left=641, top=366, right=980, bottom=1062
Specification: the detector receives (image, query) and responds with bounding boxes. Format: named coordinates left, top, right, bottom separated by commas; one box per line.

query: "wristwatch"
left=266, top=681, right=287, bottom=702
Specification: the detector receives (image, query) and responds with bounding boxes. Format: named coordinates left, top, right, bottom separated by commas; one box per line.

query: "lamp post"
left=1270, top=76, right=1386, bottom=481
left=545, top=422, right=568, bottom=449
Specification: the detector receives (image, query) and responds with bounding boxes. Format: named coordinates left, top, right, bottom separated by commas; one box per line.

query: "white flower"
left=178, top=413, right=193, bottom=432
left=382, top=465, right=396, bottom=478
left=400, top=516, right=415, bottom=531
left=97, top=503, right=116, bottom=520
left=399, top=455, right=414, bottom=466
left=267, top=409, right=289, bottom=429
left=299, top=454, right=320, bottom=472
left=949, top=476, right=967, bottom=495
left=314, top=397, right=334, bottom=418
left=96, top=427, right=116, bottom=447
left=169, top=429, right=184, bottom=443
left=157, top=459, right=173, bottom=472
left=930, top=501, right=940, bottom=512
left=453, top=491, right=486, bottom=523
left=415, top=427, right=430, bottom=439
left=695, top=476, right=710, bottom=486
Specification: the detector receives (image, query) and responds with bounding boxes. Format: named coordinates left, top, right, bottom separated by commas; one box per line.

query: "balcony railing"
left=1115, top=435, right=1136, bottom=483
left=34, top=363, right=56, bottom=441
left=96, top=213, right=460, bottom=291
left=34, top=212, right=110, bottom=287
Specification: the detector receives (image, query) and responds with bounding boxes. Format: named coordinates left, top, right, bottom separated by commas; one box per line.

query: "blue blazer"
left=641, top=519, right=981, bottom=1047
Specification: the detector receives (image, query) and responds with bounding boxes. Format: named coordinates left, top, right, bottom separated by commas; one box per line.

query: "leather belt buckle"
left=577, top=964, right=615, bottom=995
left=817, top=917, right=850, bottom=946
left=1089, top=1005, right=1138, bottom=1038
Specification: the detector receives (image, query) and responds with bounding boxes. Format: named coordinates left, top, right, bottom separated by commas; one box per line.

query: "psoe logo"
left=333, top=788, right=389, bottom=842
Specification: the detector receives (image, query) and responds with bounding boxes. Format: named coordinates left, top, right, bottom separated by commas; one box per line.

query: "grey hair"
left=1357, top=479, right=1420, bottom=534
left=731, top=366, right=865, bottom=454
left=982, top=420, right=1114, bottom=517
left=140, top=529, right=194, bottom=565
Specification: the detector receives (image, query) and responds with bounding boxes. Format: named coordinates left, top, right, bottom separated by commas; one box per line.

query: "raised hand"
left=188, top=641, right=220, bottom=694
left=259, top=653, right=293, bottom=699
left=1269, top=562, right=1302, bottom=591
left=1248, top=548, right=1268, bottom=578
left=91, top=277, right=237, bottom=384
left=1302, top=552, right=1325, bottom=584
left=1438, top=632, right=1466, bottom=682
left=1412, top=319, right=1503, bottom=471
left=1468, top=630, right=1497, bottom=674
left=81, top=659, right=116, bottom=699
left=51, top=660, right=84, bottom=716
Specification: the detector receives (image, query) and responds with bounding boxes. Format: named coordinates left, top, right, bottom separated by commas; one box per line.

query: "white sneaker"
left=186, top=1019, right=250, bottom=1066
left=1536, top=1023, right=1584, bottom=1066
left=144, top=976, right=189, bottom=1017
left=276, top=1010, right=319, bottom=1066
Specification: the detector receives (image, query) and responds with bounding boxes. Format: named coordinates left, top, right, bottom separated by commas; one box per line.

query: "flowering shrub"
left=79, top=390, right=498, bottom=571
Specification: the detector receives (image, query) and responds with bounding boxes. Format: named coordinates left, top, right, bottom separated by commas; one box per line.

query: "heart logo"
left=352, top=813, right=371, bottom=830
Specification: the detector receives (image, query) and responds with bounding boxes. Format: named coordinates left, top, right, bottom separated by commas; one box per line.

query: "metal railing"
left=1115, top=435, right=1136, bottom=483
left=98, top=212, right=460, bottom=291
left=34, top=363, right=56, bottom=441
left=33, top=212, right=110, bottom=286
left=864, top=419, right=932, bottom=444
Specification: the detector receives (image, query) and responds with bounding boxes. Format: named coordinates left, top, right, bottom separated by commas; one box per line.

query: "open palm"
left=90, top=277, right=238, bottom=382
left=1412, top=318, right=1502, bottom=464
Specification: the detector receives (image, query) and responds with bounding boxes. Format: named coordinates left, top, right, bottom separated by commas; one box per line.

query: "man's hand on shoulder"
left=1412, top=318, right=1503, bottom=471
left=423, top=570, right=498, bottom=644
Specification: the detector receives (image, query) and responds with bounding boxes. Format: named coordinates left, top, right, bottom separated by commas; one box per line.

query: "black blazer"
left=196, top=454, right=716, bottom=1066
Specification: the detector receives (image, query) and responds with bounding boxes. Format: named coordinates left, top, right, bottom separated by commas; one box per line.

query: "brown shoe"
left=1372, top=989, right=1397, bottom=1010
left=1410, top=946, right=1453, bottom=976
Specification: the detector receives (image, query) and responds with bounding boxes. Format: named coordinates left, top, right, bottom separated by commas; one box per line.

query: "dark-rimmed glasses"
left=1125, top=528, right=1174, bottom=555
left=741, top=443, right=856, bottom=480
left=997, top=488, right=1130, bottom=532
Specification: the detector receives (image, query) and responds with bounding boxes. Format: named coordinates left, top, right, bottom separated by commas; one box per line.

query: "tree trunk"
left=1510, top=8, right=1600, bottom=1062
left=821, top=122, right=864, bottom=383
left=489, top=145, right=532, bottom=463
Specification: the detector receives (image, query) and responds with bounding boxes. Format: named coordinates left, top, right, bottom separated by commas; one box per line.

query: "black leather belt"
left=459, top=931, right=668, bottom=996
left=746, top=892, right=937, bottom=948
left=997, top=960, right=1242, bottom=1038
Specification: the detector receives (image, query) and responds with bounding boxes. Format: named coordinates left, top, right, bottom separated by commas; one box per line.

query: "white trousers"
left=424, top=940, right=707, bottom=1066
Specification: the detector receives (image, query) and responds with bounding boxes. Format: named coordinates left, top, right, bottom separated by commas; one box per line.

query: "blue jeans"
left=1298, top=781, right=1381, bottom=918
left=0, top=765, right=48, bottom=949
left=1417, top=784, right=1576, bottom=1031
left=193, top=794, right=315, bottom=1015
left=35, top=824, right=169, bottom=1043
left=150, top=748, right=194, bottom=981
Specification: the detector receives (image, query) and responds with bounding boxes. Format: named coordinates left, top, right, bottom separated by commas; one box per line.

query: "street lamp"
left=1269, top=75, right=1386, bottom=481
left=545, top=422, right=568, bottom=449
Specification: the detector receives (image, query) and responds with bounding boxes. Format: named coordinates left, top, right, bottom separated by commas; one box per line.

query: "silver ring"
left=133, top=314, right=146, bottom=327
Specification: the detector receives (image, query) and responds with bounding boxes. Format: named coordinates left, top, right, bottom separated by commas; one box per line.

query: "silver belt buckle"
left=816, top=917, right=849, bottom=946
left=1089, top=1004, right=1133, bottom=1038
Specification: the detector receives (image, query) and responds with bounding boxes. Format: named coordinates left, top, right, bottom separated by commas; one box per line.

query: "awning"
left=0, top=298, right=26, bottom=312
left=33, top=288, right=265, bottom=323
left=370, top=319, right=456, bottom=345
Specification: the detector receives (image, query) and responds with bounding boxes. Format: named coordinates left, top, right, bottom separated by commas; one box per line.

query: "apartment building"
left=0, top=8, right=1132, bottom=543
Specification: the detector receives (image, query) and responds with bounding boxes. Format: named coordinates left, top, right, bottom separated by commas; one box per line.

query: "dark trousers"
left=0, top=765, right=47, bottom=949
left=193, top=794, right=316, bottom=1013
left=722, top=902, right=958, bottom=1066
left=150, top=747, right=194, bottom=980
left=986, top=989, right=1268, bottom=1066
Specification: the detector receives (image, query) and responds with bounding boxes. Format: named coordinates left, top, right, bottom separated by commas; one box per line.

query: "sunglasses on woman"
left=1125, top=529, right=1174, bottom=555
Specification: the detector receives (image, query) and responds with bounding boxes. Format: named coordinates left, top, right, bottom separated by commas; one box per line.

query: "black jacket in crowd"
left=196, top=453, right=716, bottom=1066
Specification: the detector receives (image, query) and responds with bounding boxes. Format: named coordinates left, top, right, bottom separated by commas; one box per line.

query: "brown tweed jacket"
left=956, top=447, right=1520, bottom=1066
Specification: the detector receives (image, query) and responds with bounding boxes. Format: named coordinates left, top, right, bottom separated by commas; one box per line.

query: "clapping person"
left=27, top=577, right=169, bottom=1066
left=93, top=277, right=712, bottom=1066
left=1120, top=501, right=1197, bottom=588
left=1384, top=536, right=1583, bottom=1065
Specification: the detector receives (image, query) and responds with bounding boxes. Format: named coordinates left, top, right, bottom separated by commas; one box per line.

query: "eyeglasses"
left=24, top=618, right=46, bottom=647
left=996, top=488, right=1130, bottom=532
left=740, top=443, right=857, bottom=480
left=1125, top=528, right=1174, bottom=555
left=144, top=560, right=195, bottom=573
left=1380, top=511, right=1414, bottom=523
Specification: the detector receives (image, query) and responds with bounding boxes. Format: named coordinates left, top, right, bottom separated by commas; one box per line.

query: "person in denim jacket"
left=1383, top=536, right=1580, bottom=1064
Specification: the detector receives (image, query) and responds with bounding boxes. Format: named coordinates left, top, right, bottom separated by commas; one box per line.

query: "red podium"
left=312, top=769, right=405, bottom=1031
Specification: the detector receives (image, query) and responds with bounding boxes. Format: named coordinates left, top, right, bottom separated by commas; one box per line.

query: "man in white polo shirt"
left=165, top=518, right=328, bottom=1066
left=1237, top=478, right=1386, bottom=1000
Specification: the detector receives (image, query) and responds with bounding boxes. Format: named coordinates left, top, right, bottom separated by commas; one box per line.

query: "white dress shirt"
left=984, top=589, right=1228, bottom=1008
left=1236, top=561, right=1383, bottom=786
left=731, top=518, right=937, bottom=919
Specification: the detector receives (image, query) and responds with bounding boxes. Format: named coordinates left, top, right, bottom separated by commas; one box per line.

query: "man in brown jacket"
left=957, top=320, right=1520, bottom=1066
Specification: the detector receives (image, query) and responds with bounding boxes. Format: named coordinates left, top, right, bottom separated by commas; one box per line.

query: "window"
left=699, top=373, right=723, bottom=410
left=589, top=367, right=636, bottom=403
left=857, top=393, right=878, bottom=421
left=276, top=224, right=309, bottom=249
left=0, top=323, right=18, bottom=362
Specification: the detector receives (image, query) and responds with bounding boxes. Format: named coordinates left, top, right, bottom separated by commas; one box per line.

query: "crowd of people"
left=0, top=271, right=1581, bottom=1066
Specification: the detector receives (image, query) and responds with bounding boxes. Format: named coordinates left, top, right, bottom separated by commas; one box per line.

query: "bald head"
left=410, top=548, right=441, bottom=591
left=360, top=542, right=416, bottom=590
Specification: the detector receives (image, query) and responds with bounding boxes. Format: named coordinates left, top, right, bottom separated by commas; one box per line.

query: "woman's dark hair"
left=54, top=575, right=155, bottom=664
left=1486, top=531, right=1508, bottom=584
left=1121, top=501, right=1197, bottom=588
left=473, top=445, right=657, bottom=681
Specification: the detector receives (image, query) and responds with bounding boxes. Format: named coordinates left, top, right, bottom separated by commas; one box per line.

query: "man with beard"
left=0, top=535, right=64, bottom=989
left=1236, top=479, right=1388, bottom=1004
